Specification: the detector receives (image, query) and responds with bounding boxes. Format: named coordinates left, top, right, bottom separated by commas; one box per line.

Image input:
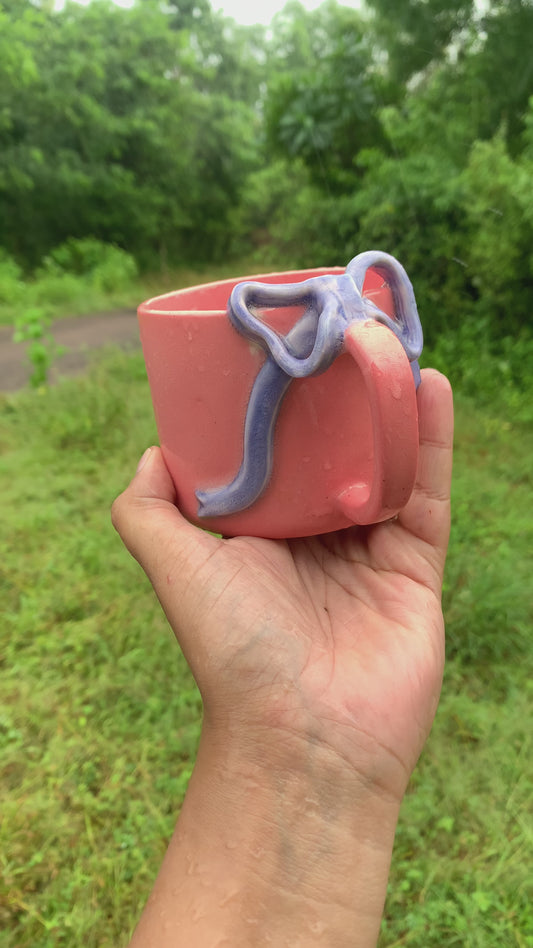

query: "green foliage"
left=0, top=252, right=25, bottom=306
left=228, top=159, right=361, bottom=267
left=0, top=351, right=199, bottom=945
left=2, top=0, right=533, bottom=359
left=260, top=0, right=533, bottom=362
left=367, top=0, right=476, bottom=84
left=265, top=1, right=392, bottom=187
left=460, top=133, right=533, bottom=329
left=12, top=306, right=60, bottom=388
left=425, top=317, right=533, bottom=421
left=471, top=0, right=533, bottom=152
left=444, top=405, right=532, bottom=666
left=0, top=0, right=262, bottom=269
left=381, top=661, right=533, bottom=945
left=41, top=238, right=138, bottom=293
left=5, top=238, right=141, bottom=383
left=0, top=239, right=139, bottom=324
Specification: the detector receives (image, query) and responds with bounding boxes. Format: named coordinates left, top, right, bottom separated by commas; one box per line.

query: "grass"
left=0, top=341, right=532, bottom=946
left=382, top=661, right=532, bottom=946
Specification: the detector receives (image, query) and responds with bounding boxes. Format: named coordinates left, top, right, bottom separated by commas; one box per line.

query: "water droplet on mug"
left=323, top=460, right=332, bottom=471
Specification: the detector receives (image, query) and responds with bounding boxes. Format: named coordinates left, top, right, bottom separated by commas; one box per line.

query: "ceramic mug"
left=138, top=251, right=423, bottom=538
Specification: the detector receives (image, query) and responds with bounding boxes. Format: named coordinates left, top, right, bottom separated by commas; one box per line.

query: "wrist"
left=131, top=725, right=400, bottom=947
left=200, top=726, right=399, bottom=941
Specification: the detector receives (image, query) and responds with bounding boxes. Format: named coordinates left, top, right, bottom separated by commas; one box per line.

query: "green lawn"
left=1, top=347, right=531, bottom=947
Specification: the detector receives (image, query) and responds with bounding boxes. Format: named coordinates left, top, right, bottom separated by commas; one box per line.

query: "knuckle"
left=110, top=491, right=127, bottom=533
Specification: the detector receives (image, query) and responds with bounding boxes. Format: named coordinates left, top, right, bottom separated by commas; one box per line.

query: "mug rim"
left=138, top=267, right=345, bottom=317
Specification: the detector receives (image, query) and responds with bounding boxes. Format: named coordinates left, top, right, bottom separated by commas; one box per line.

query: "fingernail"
left=136, top=447, right=153, bottom=473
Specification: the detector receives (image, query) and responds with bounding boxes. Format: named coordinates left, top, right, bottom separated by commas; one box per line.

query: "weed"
left=12, top=306, right=64, bottom=388
left=0, top=252, right=25, bottom=307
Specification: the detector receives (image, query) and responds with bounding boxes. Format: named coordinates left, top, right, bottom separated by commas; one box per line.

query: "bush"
left=423, top=319, right=533, bottom=425
left=41, top=238, right=138, bottom=292
left=0, top=238, right=140, bottom=328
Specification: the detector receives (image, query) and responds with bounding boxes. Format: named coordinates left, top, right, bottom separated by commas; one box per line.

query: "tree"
left=466, top=0, right=533, bottom=153
left=367, top=0, right=476, bottom=84
left=264, top=1, right=394, bottom=188
left=368, top=0, right=533, bottom=153
left=0, top=0, right=261, bottom=268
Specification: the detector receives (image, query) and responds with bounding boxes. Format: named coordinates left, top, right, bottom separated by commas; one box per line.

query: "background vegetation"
left=1, top=0, right=532, bottom=945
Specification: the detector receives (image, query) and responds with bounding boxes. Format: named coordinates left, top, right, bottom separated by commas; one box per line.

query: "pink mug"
left=138, top=255, right=422, bottom=538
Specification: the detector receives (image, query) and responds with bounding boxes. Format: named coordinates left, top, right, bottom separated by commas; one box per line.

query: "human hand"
left=112, top=367, right=453, bottom=947
left=113, top=368, right=452, bottom=799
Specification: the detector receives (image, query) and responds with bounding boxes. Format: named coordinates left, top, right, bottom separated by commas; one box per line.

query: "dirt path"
left=0, top=309, right=140, bottom=392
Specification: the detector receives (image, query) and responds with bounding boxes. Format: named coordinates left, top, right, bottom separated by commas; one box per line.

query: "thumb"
left=111, top=446, right=217, bottom=619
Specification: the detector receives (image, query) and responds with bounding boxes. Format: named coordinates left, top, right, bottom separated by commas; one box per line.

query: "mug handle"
left=335, top=320, right=419, bottom=525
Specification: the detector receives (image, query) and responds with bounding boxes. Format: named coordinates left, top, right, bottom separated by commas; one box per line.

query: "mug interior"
left=139, top=268, right=346, bottom=315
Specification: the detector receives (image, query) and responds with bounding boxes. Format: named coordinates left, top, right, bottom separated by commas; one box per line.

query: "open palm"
left=113, top=368, right=453, bottom=803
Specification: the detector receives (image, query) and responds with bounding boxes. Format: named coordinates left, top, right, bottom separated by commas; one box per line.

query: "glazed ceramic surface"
left=138, top=251, right=423, bottom=538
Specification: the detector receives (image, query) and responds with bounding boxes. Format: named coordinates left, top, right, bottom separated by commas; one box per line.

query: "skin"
left=112, top=368, right=454, bottom=948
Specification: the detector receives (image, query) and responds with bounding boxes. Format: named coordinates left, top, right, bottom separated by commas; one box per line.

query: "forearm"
left=128, top=726, right=400, bottom=947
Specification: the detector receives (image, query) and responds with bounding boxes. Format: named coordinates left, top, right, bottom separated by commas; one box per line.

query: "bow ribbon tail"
left=196, top=357, right=292, bottom=518
left=196, top=305, right=325, bottom=519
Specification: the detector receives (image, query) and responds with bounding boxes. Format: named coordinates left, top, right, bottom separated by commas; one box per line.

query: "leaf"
left=472, top=890, right=493, bottom=914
